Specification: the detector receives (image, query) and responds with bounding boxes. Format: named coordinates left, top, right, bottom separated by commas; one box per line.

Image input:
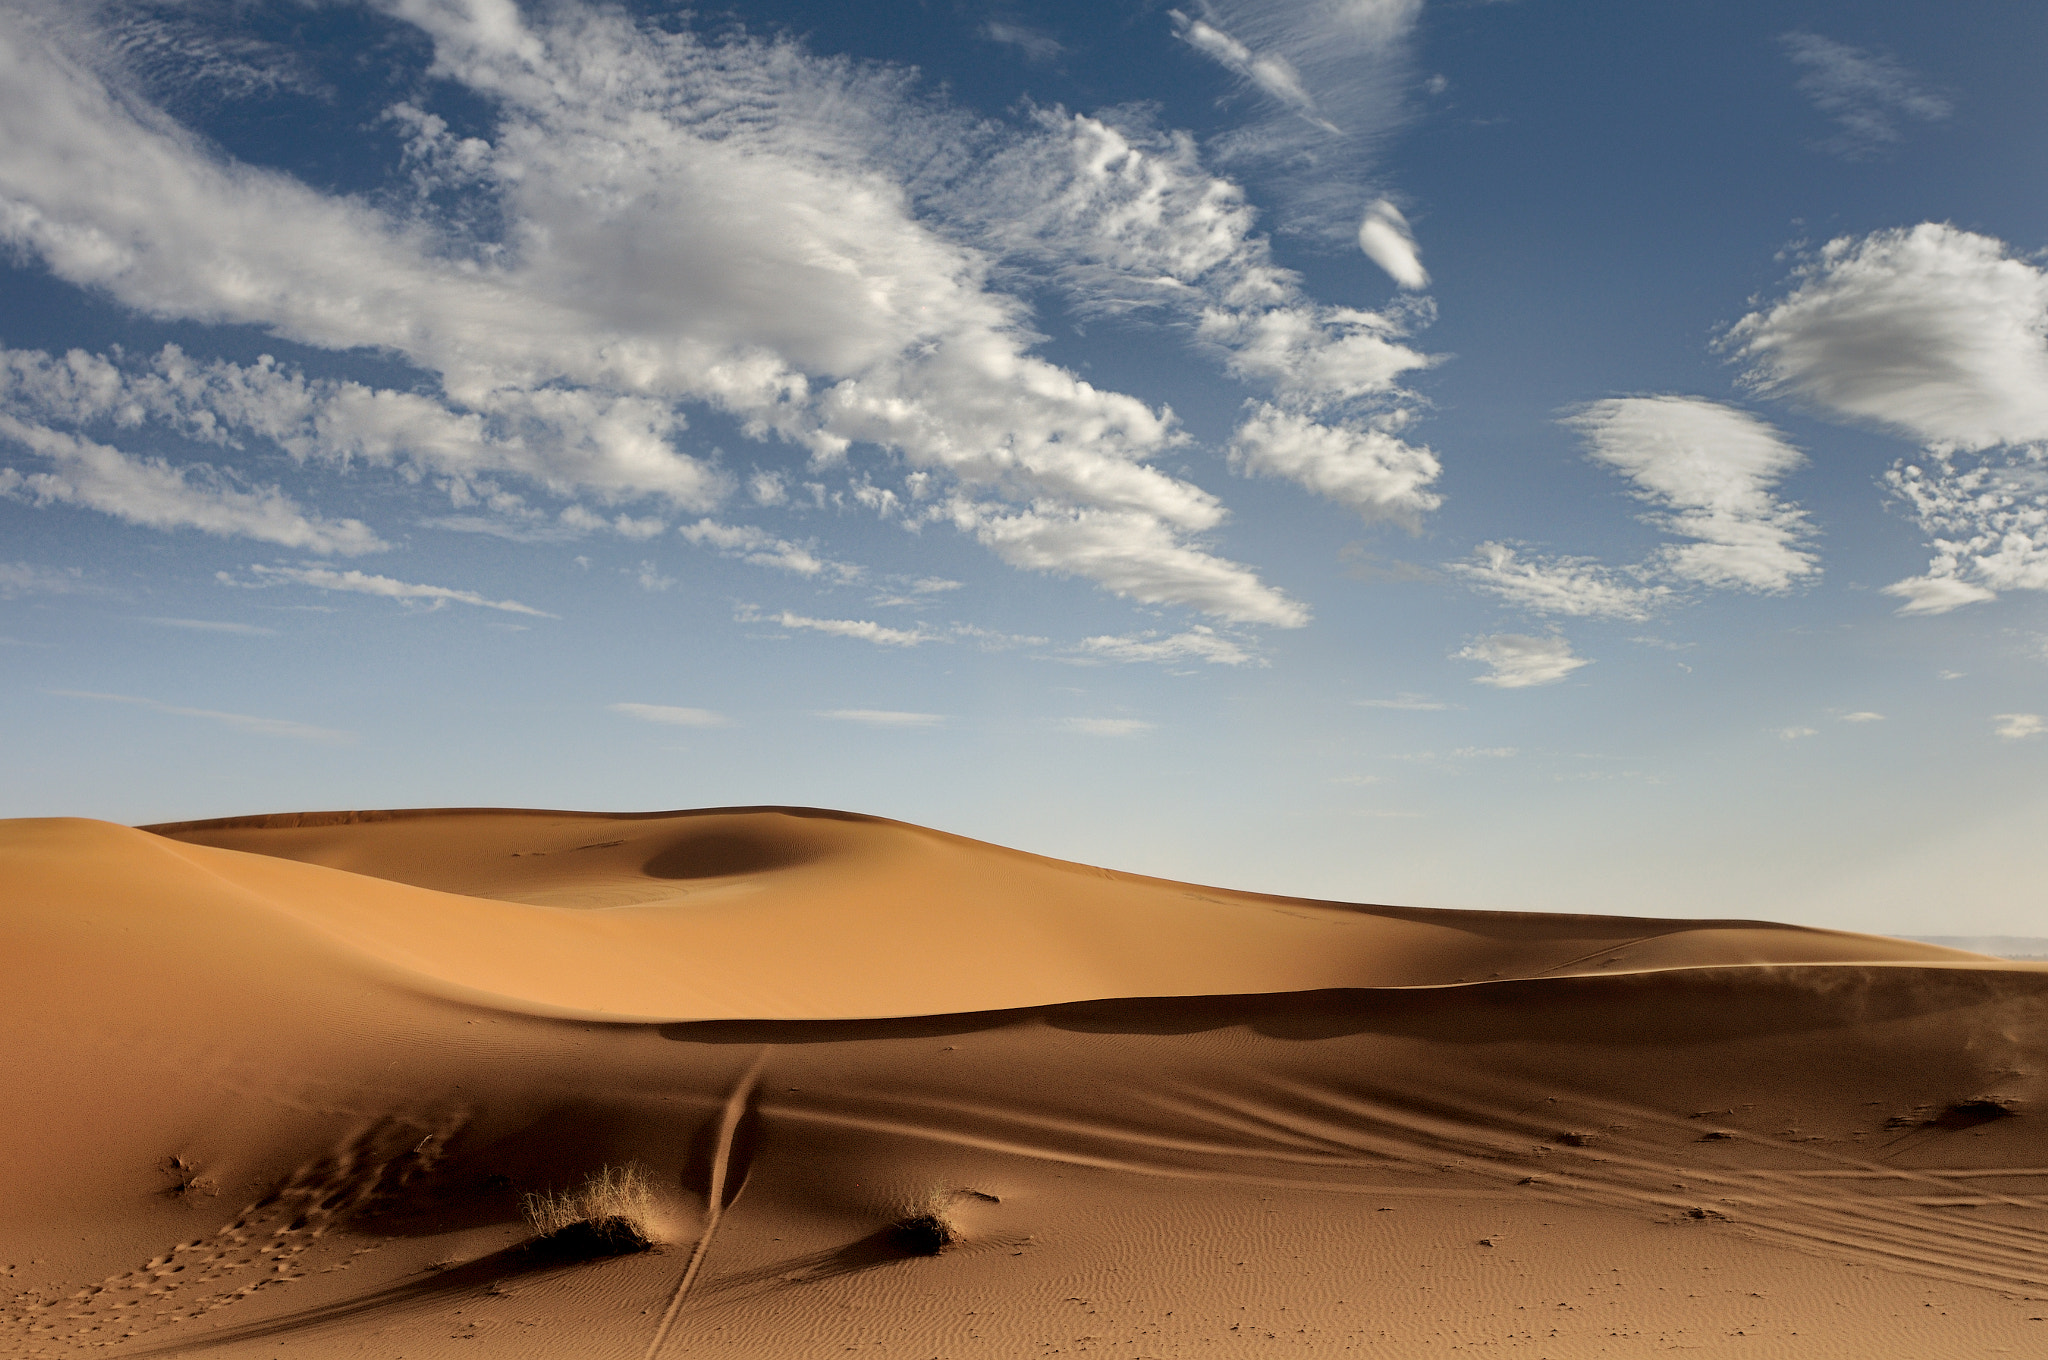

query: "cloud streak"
left=1781, top=32, right=1951, bottom=160
left=227, top=564, right=554, bottom=617
left=48, top=688, right=352, bottom=743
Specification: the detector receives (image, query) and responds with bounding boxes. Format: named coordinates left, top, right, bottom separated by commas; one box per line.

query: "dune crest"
left=133, top=806, right=1993, bottom=1021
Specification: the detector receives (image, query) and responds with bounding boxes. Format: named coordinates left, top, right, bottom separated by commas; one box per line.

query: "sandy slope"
left=3, top=807, right=2045, bottom=1358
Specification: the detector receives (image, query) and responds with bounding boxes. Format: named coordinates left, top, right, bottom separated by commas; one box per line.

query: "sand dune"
left=4, top=807, right=2045, bottom=1357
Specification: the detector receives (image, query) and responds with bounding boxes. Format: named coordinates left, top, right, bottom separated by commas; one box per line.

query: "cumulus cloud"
left=942, top=107, right=1443, bottom=533
left=1994, top=713, right=2045, bottom=741
left=608, top=702, right=730, bottom=727
left=1563, top=397, right=1817, bottom=592
left=1778, top=725, right=1819, bottom=741
left=1228, top=404, right=1440, bottom=524
left=49, top=688, right=351, bottom=743
left=816, top=709, right=944, bottom=728
left=1449, top=542, right=1665, bottom=621
left=1781, top=32, right=1951, bottom=160
left=1357, top=198, right=1427, bottom=289
left=0, top=2, right=1334, bottom=628
left=1454, top=633, right=1589, bottom=689
left=0, top=410, right=384, bottom=554
left=1729, top=225, right=2048, bottom=451
left=1729, top=225, right=2048, bottom=613
left=225, top=564, right=553, bottom=616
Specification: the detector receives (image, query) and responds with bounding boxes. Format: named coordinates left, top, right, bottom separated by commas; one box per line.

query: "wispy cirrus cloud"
left=817, top=709, right=945, bottom=728
left=1453, top=397, right=1815, bottom=620
left=678, top=520, right=861, bottom=580
left=48, top=688, right=352, bottom=743
left=609, top=702, right=731, bottom=728
left=144, top=617, right=276, bottom=636
left=1056, top=716, right=1155, bottom=737
left=223, top=564, right=555, bottom=617
left=0, top=560, right=92, bottom=598
left=741, top=608, right=933, bottom=648
left=1071, top=626, right=1258, bottom=667
left=0, top=409, right=384, bottom=555
left=1781, top=32, right=1951, bottom=161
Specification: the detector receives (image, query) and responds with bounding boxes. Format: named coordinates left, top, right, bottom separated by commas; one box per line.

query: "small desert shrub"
left=522, top=1164, right=657, bottom=1257
left=887, top=1185, right=986, bottom=1256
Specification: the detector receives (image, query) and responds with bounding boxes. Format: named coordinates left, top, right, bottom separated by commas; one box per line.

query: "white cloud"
left=48, top=688, right=351, bottom=743
left=1454, top=633, right=1589, bottom=689
left=631, top=560, right=677, bottom=592
left=816, top=709, right=944, bottom=728
left=943, top=106, right=1443, bottom=533
left=1228, top=403, right=1440, bottom=524
left=982, top=21, right=1061, bottom=63
left=1563, top=397, right=1817, bottom=592
left=0, top=410, right=384, bottom=554
left=1778, top=725, right=1819, bottom=741
left=1781, top=32, right=1951, bottom=160
left=1729, top=225, right=2048, bottom=451
left=145, top=617, right=276, bottom=636
left=1729, top=225, right=2048, bottom=614
left=1057, top=717, right=1155, bottom=736
left=1166, top=0, right=1425, bottom=240
left=965, top=503, right=1308, bottom=627
left=747, top=609, right=932, bottom=647
left=226, top=564, right=554, bottom=617
left=1881, top=447, right=2048, bottom=612
left=1993, top=713, right=2045, bottom=741
left=0, top=560, right=90, bottom=598
left=1355, top=693, right=1447, bottom=710
left=0, top=5, right=1330, bottom=628
left=1357, top=198, right=1427, bottom=289
left=1880, top=571, right=2000, bottom=616
left=1840, top=711, right=1885, bottom=723
left=1072, top=626, right=1258, bottom=666
left=1449, top=542, right=1665, bottom=620
left=1452, top=746, right=1517, bottom=759
left=678, top=519, right=860, bottom=580
left=609, top=702, right=730, bottom=728
left=1171, top=11, right=1324, bottom=123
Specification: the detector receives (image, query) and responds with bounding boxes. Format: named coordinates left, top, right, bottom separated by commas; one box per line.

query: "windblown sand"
left=4, top=807, right=2045, bottom=1357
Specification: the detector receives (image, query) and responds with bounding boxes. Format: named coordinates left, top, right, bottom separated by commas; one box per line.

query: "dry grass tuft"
left=522, top=1164, right=657, bottom=1257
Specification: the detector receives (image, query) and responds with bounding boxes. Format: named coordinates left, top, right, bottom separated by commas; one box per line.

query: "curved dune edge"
left=38, top=804, right=1998, bottom=1023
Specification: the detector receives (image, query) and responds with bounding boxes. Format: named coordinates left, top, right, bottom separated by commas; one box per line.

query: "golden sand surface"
left=4, top=807, right=2045, bottom=1357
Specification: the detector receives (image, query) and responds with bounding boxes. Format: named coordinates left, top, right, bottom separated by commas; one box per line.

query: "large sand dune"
left=4, top=807, right=2045, bottom=1357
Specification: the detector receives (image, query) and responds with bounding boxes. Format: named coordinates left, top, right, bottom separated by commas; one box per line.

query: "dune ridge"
left=3, top=807, right=2044, bottom=1358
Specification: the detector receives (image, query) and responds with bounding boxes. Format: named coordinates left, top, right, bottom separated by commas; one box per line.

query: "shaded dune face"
left=4, top=809, right=2046, bottom=1359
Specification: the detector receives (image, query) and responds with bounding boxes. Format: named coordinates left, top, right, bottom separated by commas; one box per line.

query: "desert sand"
left=3, top=806, right=2045, bottom=1358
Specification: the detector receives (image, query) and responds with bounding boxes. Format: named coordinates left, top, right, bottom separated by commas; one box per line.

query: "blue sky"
left=4, top=0, right=2045, bottom=933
